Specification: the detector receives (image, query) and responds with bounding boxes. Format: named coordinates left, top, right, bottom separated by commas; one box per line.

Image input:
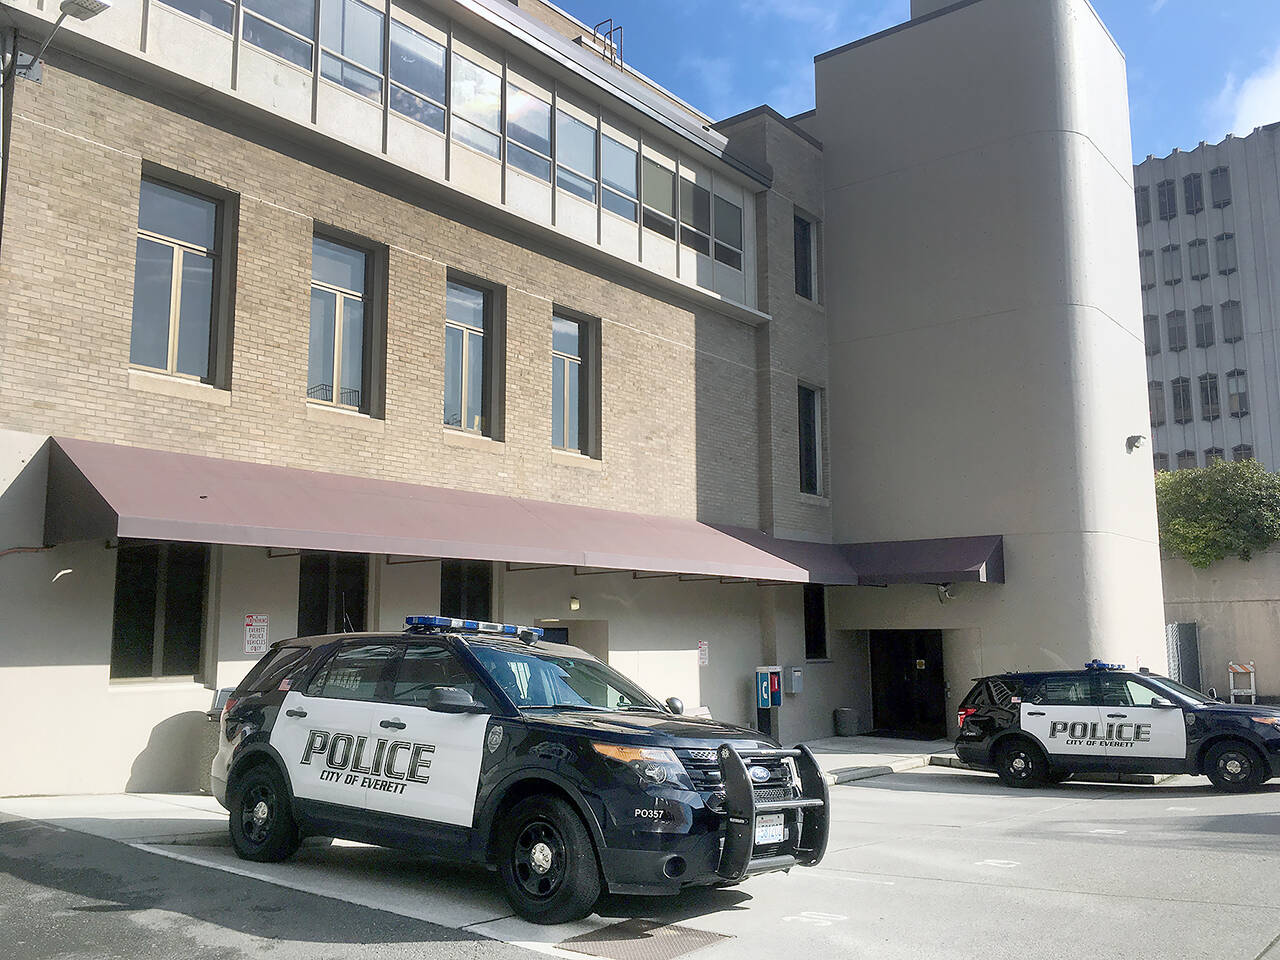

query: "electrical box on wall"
left=784, top=666, right=803, bottom=694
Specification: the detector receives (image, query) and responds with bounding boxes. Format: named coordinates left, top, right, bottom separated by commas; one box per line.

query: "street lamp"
left=3, top=0, right=112, bottom=83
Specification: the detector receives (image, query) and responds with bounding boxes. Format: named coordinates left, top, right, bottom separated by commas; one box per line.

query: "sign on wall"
left=698, top=639, right=709, bottom=666
left=244, top=614, right=269, bottom=655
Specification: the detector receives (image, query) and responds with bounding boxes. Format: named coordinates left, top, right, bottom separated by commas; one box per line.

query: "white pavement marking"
left=1166, top=806, right=1197, bottom=812
left=974, top=859, right=1020, bottom=868
left=1088, top=829, right=1127, bottom=835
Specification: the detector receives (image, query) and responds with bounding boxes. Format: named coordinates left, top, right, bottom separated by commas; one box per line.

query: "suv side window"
left=1125, top=679, right=1165, bottom=706
left=1028, top=674, right=1095, bottom=705
left=987, top=678, right=1023, bottom=708
left=390, top=643, right=496, bottom=710
left=305, top=643, right=397, bottom=701
left=1096, top=674, right=1134, bottom=706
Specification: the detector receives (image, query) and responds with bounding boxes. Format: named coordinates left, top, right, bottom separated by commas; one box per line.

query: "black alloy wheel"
left=1205, top=741, right=1267, bottom=793
left=994, top=738, right=1049, bottom=788
left=497, top=794, right=601, bottom=924
left=228, top=764, right=301, bottom=862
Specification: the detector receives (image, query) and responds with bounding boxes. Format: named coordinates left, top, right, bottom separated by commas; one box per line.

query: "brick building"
left=0, top=0, right=1165, bottom=795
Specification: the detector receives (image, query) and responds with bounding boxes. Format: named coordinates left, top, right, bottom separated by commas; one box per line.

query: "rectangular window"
left=794, top=214, right=814, bottom=300
left=1148, top=381, right=1165, bottom=428
left=1222, top=300, right=1243, bottom=342
left=320, top=0, right=384, bottom=101
left=1157, top=179, right=1178, bottom=220
left=1143, top=314, right=1161, bottom=355
left=552, top=315, right=585, bottom=453
left=1199, top=373, right=1220, bottom=421
left=131, top=179, right=223, bottom=381
left=601, top=135, right=638, bottom=221
left=1188, top=239, right=1210, bottom=280
left=803, top=584, right=827, bottom=660
left=713, top=195, right=744, bottom=271
left=1154, top=452, right=1169, bottom=472
left=309, top=236, right=369, bottom=409
left=1135, top=185, right=1151, bottom=226
left=1139, top=250, right=1156, bottom=290
left=1233, top=444, right=1254, bottom=462
left=556, top=110, right=597, bottom=201
left=798, top=383, right=822, bottom=495
left=506, top=82, right=552, bottom=181
left=679, top=177, right=711, bottom=256
left=641, top=158, right=676, bottom=239
left=440, top=559, right=492, bottom=621
left=1183, top=173, right=1204, bottom=215
left=390, top=20, right=445, bottom=130
left=1227, top=369, right=1249, bottom=418
left=1171, top=378, right=1192, bottom=424
left=159, top=0, right=233, bottom=32
left=1205, top=447, right=1225, bottom=464
left=110, top=541, right=209, bottom=679
left=443, top=280, right=492, bottom=434
left=243, top=0, right=315, bottom=69
left=1166, top=310, right=1187, bottom=352
left=298, top=551, right=369, bottom=636
left=1210, top=166, right=1232, bottom=208
left=1193, top=305, right=1214, bottom=348
left=452, top=53, right=502, bottom=158
left=1161, top=244, right=1182, bottom=285
left=1216, top=233, right=1237, bottom=275
left=1177, top=450, right=1198, bottom=470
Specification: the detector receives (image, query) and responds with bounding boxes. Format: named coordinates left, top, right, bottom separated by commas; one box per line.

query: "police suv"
left=212, top=617, right=829, bottom=924
left=956, top=660, right=1280, bottom=792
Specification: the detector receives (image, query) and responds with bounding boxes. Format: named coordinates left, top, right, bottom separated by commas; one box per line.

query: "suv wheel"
left=228, top=764, right=301, bottom=862
left=994, top=738, right=1049, bottom=788
left=497, top=795, right=601, bottom=924
left=1205, top=741, right=1267, bottom=793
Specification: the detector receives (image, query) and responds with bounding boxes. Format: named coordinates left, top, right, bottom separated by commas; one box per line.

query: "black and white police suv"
left=956, top=660, right=1280, bottom=792
left=212, top=617, right=829, bottom=924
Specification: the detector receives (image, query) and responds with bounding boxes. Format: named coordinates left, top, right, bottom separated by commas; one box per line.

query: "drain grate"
left=558, top=919, right=730, bottom=960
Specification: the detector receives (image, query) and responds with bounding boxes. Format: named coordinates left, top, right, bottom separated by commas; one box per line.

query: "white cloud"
left=1210, top=44, right=1280, bottom=138
left=1149, top=0, right=1170, bottom=13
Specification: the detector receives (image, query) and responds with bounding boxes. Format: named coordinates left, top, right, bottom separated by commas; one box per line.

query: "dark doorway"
left=868, top=630, right=947, bottom=740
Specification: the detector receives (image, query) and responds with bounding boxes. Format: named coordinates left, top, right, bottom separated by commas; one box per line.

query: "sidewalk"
left=0, top=792, right=229, bottom=845
left=802, top=735, right=954, bottom=785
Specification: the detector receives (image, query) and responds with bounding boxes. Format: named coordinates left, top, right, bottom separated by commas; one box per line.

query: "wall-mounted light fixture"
left=3, top=0, right=112, bottom=84
left=1126, top=435, right=1147, bottom=453
left=569, top=596, right=580, bottom=612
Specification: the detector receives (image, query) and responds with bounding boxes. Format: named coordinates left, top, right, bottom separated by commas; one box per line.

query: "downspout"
left=0, top=25, right=15, bottom=254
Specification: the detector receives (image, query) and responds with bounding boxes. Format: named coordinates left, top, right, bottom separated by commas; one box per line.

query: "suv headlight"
left=1252, top=717, right=1280, bottom=732
left=591, top=743, right=689, bottom=787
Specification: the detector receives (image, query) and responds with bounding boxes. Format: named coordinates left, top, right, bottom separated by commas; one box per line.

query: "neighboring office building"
left=1137, top=124, right=1280, bottom=471
left=0, top=0, right=1164, bottom=797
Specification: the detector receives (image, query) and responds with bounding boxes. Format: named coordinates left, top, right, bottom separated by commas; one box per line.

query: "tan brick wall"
left=0, top=53, right=760, bottom=527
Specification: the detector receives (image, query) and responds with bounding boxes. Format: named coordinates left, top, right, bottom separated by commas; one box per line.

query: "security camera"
left=937, top=583, right=955, bottom=604
left=1126, top=435, right=1147, bottom=452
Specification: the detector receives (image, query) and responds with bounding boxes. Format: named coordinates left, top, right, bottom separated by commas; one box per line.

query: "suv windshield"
left=1144, top=674, right=1212, bottom=704
left=470, top=643, right=661, bottom=712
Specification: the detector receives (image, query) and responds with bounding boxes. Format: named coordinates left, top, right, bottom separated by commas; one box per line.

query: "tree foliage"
left=1155, top=458, right=1280, bottom=568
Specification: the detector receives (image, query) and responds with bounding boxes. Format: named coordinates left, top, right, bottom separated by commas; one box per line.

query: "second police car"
left=211, top=617, right=829, bottom=924
left=956, top=660, right=1280, bottom=791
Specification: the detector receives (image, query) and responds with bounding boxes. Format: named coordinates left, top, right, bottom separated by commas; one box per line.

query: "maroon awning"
left=842, top=536, right=1005, bottom=585
left=44, top=437, right=1003, bottom=586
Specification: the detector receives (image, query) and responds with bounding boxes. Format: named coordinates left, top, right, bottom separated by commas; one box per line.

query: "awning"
left=842, top=536, right=1005, bottom=586
left=44, top=437, right=1003, bottom=586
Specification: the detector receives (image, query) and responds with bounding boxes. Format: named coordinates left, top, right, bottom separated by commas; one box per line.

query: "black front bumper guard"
left=714, top=743, right=830, bottom=881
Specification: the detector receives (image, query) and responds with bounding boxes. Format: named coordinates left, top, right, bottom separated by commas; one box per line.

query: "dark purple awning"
left=45, top=437, right=1003, bottom=586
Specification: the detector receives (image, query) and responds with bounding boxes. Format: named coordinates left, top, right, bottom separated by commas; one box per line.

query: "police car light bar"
left=1084, top=659, right=1126, bottom=671
left=405, top=616, right=544, bottom=643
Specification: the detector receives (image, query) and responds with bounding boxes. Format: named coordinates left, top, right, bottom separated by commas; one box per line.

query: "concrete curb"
left=822, top=756, right=929, bottom=785
left=927, top=753, right=1172, bottom=785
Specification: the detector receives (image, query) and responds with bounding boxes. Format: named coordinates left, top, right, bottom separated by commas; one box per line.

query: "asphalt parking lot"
left=3, top=767, right=1279, bottom=960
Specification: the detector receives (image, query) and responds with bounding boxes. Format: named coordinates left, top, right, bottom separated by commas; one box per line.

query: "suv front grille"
left=674, top=747, right=798, bottom=798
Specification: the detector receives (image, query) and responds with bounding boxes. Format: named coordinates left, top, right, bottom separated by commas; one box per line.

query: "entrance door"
left=869, top=631, right=947, bottom=740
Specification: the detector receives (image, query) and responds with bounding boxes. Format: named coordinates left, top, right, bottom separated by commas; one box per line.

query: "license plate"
left=755, top=813, right=785, bottom=845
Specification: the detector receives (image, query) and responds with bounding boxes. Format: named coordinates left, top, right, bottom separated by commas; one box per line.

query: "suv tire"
left=229, top=763, right=302, bottom=862
left=1204, top=740, right=1267, bottom=793
left=497, top=794, right=601, bottom=924
left=994, top=738, right=1049, bottom=788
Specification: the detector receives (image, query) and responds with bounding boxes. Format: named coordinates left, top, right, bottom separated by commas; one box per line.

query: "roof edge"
left=714, top=105, right=824, bottom=152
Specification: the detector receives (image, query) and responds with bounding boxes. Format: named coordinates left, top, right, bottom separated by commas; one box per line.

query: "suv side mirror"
left=426, top=687, right=488, bottom=714
left=1207, top=686, right=1219, bottom=702
left=665, top=697, right=684, bottom=715
left=1150, top=697, right=1177, bottom=708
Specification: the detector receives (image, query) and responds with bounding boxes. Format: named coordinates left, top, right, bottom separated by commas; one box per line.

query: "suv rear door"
left=1021, top=673, right=1108, bottom=764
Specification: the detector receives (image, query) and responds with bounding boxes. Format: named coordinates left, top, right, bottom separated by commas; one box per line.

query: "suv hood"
left=520, top=709, right=776, bottom=747
left=1195, top=701, right=1280, bottom=718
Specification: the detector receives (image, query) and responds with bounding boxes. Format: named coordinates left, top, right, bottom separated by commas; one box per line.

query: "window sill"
left=805, top=658, right=833, bottom=665
left=107, top=677, right=207, bottom=692
left=799, top=492, right=831, bottom=505
left=443, top=427, right=504, bottom=452
left=552, top=448, right=602, bottom=471
left=305, top=400, right=385, bottom=433
left=128, top=368, right=231, bottom=406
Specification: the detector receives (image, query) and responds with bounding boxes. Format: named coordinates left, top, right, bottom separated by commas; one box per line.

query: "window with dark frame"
left=1227, top=369, right=1249, bottom=418
left=320, top=0, right=386, bottom=102
left=803, top=584, right=828, bottom=660
left=1139, top=250, right=1156, bottom=290
left=1222, top=299, right=1244, bottom=342
left=1143, top=314, right=1161, bottom=355
left=1216, top=233, right=1238, bottom=275
left=1193, top=305, right=1214, bottom=348
left=1183, top=173, right=1204, bottom=215
left=1148, top=380, right=1165, bottom=428
left=1171, top=377, right=1193, bottom=424
left=390, top=18, right=446, bottom=131
left=1210, top=166, right=1232, bottom=208
left=678, top=176, right=712, bottom=256
left=794, top=214, right=815, bottom=300
left=440, top=559, right=492, bottom=621
left=157, top=0, right=234, bottom=32
left=1199, top=372, right=1220, bottom=421
left=1154, top=452, right=1169, bottom=472
left=1166, top=310, right=1187, bottom=352
left=641, top=158, right=677, bottom=240
left=452, top=51, right=503, bottom=158
left=110, top=541, right=209, bottom=679
left=505, top=77, right=552, bottom=181
left=1161, top=243, right=1182, bottom=285
left=298, top=551, right=368, bottom=637
left=1233, top=443, right=1254, bottom=462
left=443, top=280, right=493, bottom=435
left=1188, top=239, right=1210, bottom=281
left=556, top=109, right=598, bottom=202
left=309, top=235, right=374, bottom=410
left=601, top=134, right=638, bottom=221
left=242, top=0, right=315, bottom=69
left=1157, top=179, right=1178, bottom=219
left=798, top=383, right=822, bottom=496
left=552, top=314, right=586, bottom=454
left=1205, top=447, right=1225, bottom=464
left=1135, top=185, right=1151, bottom=226
left=1176, top=449, right=1198, bottom=470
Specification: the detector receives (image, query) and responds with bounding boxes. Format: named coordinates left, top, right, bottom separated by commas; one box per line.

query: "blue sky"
left=552, top=0, right=1280, bottom=162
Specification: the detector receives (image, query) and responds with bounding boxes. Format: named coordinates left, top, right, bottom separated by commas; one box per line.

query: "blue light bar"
left=405, top=615, right=544, bottom=641
left=1084, top=659, right=1125, bottom=671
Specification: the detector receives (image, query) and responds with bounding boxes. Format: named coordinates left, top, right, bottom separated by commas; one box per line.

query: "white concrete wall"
left=814, top=0, right=1166, bottom=676
left=1163, top=548, right=1280, bottom=700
